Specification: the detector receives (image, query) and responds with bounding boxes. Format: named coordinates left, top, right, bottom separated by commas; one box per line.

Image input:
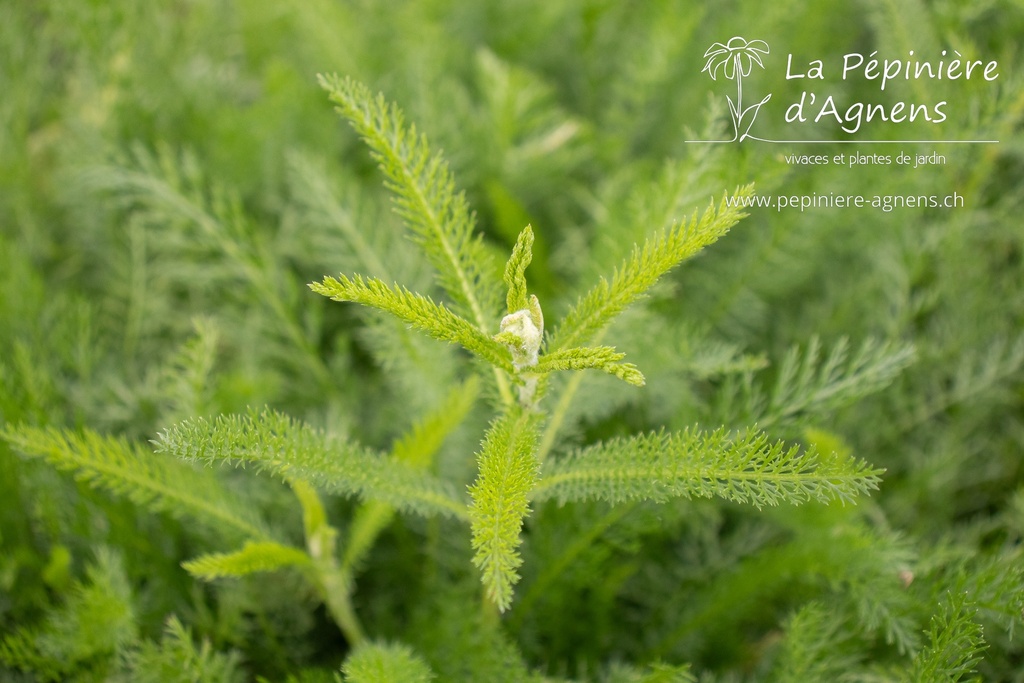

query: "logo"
left=690, top=36, right=1000, bottom=145
left=700, top=37, right=771, bottom=142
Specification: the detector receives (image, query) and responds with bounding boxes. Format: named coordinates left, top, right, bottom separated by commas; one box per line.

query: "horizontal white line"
left=686, top=139, right=1000, bottom=144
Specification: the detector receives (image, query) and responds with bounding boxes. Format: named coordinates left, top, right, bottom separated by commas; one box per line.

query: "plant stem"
left=292, top=479, right=367, bottom=646
left=536, top=328, right=609, bottom=464
left=536, top=370, right=583, bottom=465
left=481, top=589, right=500, bottom=626
left=318, top=565, right=366, bottom=646
left=494, top=366, right=515, bottom=407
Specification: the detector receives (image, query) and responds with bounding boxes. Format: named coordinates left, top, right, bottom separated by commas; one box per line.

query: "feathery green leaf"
left=504, top=225, right=534, bottom=314
left=183, top=541, right=312, bottom=580
left=124, top=616, right=244, bottom=683
left=80, top=144, right=333, bottom=390
left=310, top=274, right=513, bottom=373
left=759, top=337, right=916, bottom=430
left=1, top=425, right=269, bottom=541
left=604, top=662, right=696, bottom=683
left=289, top=479, right=367, bottom=647
left=903, top=592, right=986, bottom=683
left=548, top=188, right=752, bottom=352
left=536, top=346, right=646, bottom=386
left=0, top=549, right=136, bottom=680
left=342, top=642, right=435, bottom=683
left=154, top=410, right=468, bottom=520
left=318, top=73, right=500, bottom=330
left=468, top=410, right=542, bottom=612
left=532, top=427, right=882, bottom=508
left=772, top=602, right=860, bottom=683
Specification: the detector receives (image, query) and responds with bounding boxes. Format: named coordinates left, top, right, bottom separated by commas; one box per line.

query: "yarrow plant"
left=2, top=13, right=1015, bottom=671
left=303, top=74, right=882, bottom=614
left=5, top=7, right=1021, bottom=672
left=1, top=76, right=886, bottom=639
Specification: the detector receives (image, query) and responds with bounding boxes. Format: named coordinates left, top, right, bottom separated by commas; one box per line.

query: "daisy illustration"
left=702, top=37, right=772, bottom=141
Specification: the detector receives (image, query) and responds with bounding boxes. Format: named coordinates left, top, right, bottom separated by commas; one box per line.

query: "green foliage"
left=341, top=642, right=435, bottom=683
left=0, top=549, right=136, bottom=682
left=408, top=582, right=552, bottom=683
left=535, top=346, right=646, bottom=387
left=309, top=273, right=514, bottom=372
left=504, top=225, right=535, bottom=314
left=548, top=191, right=752, bottom=353
left=1, top=425, right=269, bottom=542
left=182, top=541, right=312, bottom=580
left=469, top=410, right=542, bottom=612
left=903, top=592, right=987, bottom=683
left=124, top=616, right=245, bottom=683
left=720, top=337, right=917, bottom=432
left=154, top=409, right=468, bottom=519
left=344, top=378, right=479, bottom=573
left=604, top=663, right=695, bottom=683
left=770, top=602, right=860, bottom=682
left=390, top=377, right=479, bottom=470
left=533, top=427, right=881, bottom=507
left=2, top=0, right=1023, bottom=680
left=318, top=73, right=501, bottom=331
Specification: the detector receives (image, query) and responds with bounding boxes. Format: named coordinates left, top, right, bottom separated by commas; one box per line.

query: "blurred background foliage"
left=1, top=0, right=1023, bottom=680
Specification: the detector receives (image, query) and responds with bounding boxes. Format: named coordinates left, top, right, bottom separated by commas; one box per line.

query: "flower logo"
left=701, top=37, right=772, bottom=142
left=702, top=37, right=770, bottom=80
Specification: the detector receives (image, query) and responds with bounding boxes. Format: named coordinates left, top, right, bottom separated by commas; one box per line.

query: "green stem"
left=481, top=589, right=501, bottom=625
left=536, top=371, right=583, bottom=465
left=317, top=565, right=366, bottom=646
left=495, top=367, right=515, bottom=407
left=536, top=328, right=609, bottom=464
left=292, top=480, right=367, bottom=646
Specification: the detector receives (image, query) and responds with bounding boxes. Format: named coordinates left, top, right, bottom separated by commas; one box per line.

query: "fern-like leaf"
left=124, top=616, right=244, bottom=683
left=341, top=642, right=435, bottom=683
left=604, top=662, right=696, bottom=683
left=1, top=425, right=269, bottom=542
left=759, top=337, right=916, bottom=430
left=504, top=225, right=534, bottom=314
left=895, top=334, right=1024, bottom=434
left=182, top=541, right=312, bottom=580
left=772, top=602, right=860, bottom=683
left=535, top=346, right=646, bottom=386
left=548, top=189, right=752, bottom=352
left=903, top=592, right=986, bottom=682
left=532, top=427, right=882, bottom=508
left=0, top=549, right=136, bottom=680
left=80, top=144, right=332, bottom=390
left=319, top=73, right=500, bottom=330
left=468, top=410, right=542, bottom=612
left=310, top=274, right=513, bottom=373
left=154, top=409, right=468, bottom=520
